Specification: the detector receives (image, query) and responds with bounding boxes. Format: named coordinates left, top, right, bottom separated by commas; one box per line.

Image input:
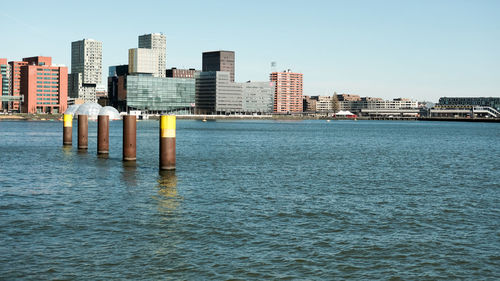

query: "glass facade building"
left=126, top=74, right=195, bottom=114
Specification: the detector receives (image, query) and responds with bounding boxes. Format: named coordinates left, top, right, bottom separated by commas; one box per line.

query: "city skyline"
left=1, top=0, right=499, bottom=102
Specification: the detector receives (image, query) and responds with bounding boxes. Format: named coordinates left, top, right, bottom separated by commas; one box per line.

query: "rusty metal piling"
left=98, top=115, right=109, bottom=154
left=78, top=114, right=88, bottom=150
left=123, top=115, right=136, bottom=161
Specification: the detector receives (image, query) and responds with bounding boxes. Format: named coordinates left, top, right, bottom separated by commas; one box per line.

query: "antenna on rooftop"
left=271, top=61, right=277, bottom=73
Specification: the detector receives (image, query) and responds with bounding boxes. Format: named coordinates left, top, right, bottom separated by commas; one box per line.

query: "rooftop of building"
left=203, top=50, right=235, bottom=54
left=140, top=33, right=165, bottom=36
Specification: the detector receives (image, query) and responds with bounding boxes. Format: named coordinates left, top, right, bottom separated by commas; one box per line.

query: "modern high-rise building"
left=0, top=58, right=10, bottom=111
left=270, top=70, right=303, bottom=113
left=202, top=51, right=235, bottom=82
left=7, top=56, right=68, bottom=113
left=69, top=39, right=102, bottom=103
left=138, top=33, right=166, bottom=77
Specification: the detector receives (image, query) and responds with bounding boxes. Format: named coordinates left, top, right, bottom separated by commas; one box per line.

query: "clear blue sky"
left=1, top=0, right=499, bottom=102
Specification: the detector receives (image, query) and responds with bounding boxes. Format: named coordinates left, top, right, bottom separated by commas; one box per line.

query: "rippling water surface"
left=0, top=119, right=499, bottom=280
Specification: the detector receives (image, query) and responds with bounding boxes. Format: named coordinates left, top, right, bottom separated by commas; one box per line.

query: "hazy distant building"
left=202, top=51, right=235, bottom=82
left=138, top=33, right=166, bottom=77
left=166, top=67, right=199, bottom=78
left=69, top=39, right=102, bottom=103
left=270, top=70, right=303, bottom=113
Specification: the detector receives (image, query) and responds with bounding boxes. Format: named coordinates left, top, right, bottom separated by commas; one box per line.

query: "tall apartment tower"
left=138, top=33, right=166, bottom=77
left=202, top=51, right=235, bottom=82
left=270, top=70, right=304, bottom=113
left=69, top=38, right=102, bottom=102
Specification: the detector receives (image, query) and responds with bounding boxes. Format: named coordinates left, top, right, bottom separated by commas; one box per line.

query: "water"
left=0, top=119, right=499, bottom=280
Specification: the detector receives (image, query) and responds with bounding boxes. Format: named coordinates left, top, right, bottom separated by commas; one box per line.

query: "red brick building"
left=9, top=56, right=68, bottom=114
left=270, top=70, right=303, bottom=113
left=166, top=67, right=199, bottom=78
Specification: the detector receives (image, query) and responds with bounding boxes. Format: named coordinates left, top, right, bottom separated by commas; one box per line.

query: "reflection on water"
left=97, top=153, right=109, bottom=159
left=122, top=161, right=137, bottom=187
left=62, top=145, right=72, bottom=156
left=155, top=170, right=181, bottom=212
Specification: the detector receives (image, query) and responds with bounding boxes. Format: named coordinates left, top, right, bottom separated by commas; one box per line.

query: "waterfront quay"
left=2, top=113, right=500, bottom=123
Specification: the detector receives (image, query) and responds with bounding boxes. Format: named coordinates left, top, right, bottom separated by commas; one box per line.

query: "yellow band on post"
left=161, top=115, right=176, bottom=138
left=63, top=114, right=73, bottom=127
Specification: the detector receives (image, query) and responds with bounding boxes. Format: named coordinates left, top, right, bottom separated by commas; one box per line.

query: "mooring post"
left=97, top=115, right=109, bottom=154
left=78, top=114, right=88, bottom=150
left=63, top=114, right=72, bottom=146
left=160, top=115, right=176, bottom=170
left=123, top=115, right=136, bottom=161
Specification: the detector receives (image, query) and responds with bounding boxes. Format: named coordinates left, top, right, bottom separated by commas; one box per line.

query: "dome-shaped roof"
left=98, top=106, right=121, bottom=121
left=75, top=102, right=102, bottom=120
left=64, top=104, right=81, bottom=116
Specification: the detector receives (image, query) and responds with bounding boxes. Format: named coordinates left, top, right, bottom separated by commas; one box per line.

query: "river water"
left=0, top=119, right=499, bottom=280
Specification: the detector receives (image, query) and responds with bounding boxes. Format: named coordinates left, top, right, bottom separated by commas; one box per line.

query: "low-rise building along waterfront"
left=241, top=81, right=274, bottom=114
left=429, top=97, right=500, bottom=118
left=126, top=74, right=195, bottom=114
left=195, top=71, right=274, bottom=115
left=303, top=95, right=332, bottom=113
left=438, top=97, right=500, bottom=110
left=340, top=97, right=418, bottom=115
